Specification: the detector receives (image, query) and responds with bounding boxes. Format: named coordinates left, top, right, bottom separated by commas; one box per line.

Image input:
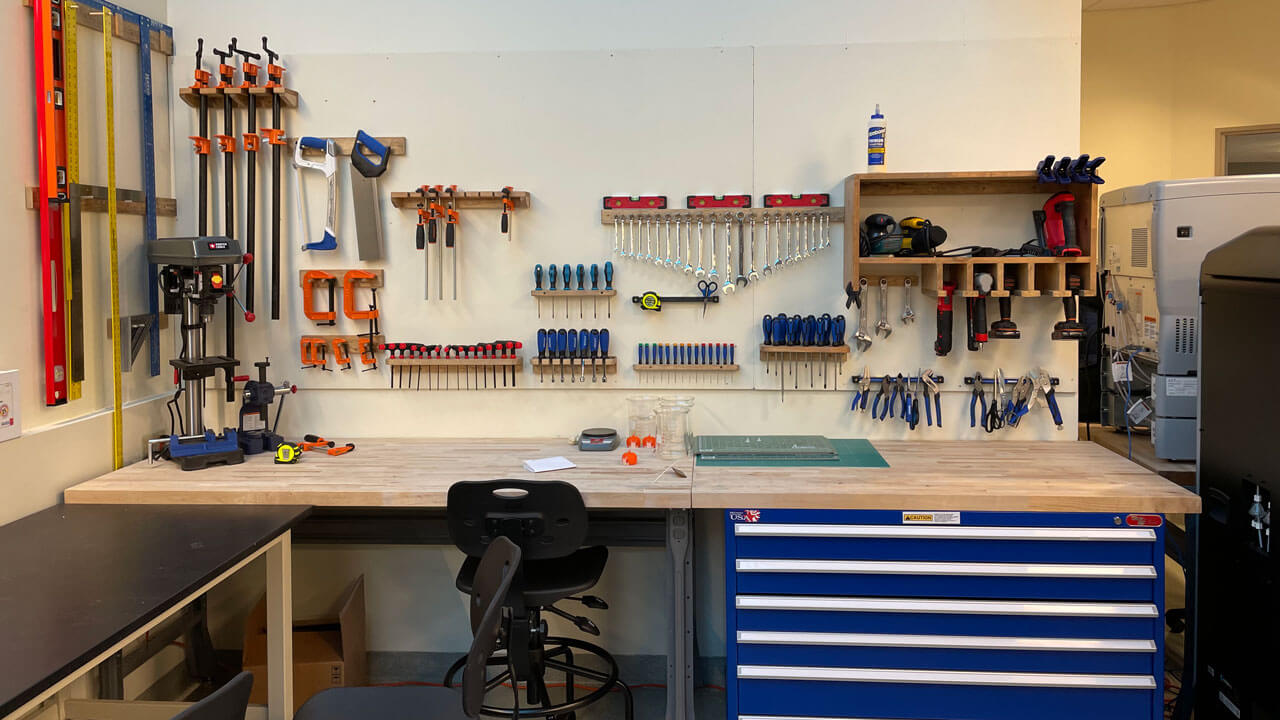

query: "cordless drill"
left=990, top=276, right=1021, bottom=339
left=934, top=281, right=957, bottom=356
left=1052, top=276, right=1086, bottom=340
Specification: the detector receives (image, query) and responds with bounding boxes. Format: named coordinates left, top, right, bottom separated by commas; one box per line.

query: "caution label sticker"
left=902, top=511, right=961, bottom=525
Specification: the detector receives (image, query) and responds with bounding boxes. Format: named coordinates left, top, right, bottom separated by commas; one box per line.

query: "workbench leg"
left=97, top=651, right=124, bottom=700
left=266, top=531, right=293, bottom=720
left=665, top=510, right=694, bottom=720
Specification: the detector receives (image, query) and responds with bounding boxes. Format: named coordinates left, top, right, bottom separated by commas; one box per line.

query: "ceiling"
left=1083, top=0, right=1205, bottom=10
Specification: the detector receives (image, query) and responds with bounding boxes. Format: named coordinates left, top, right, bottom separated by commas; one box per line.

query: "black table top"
left=0, top=503, right=310, bottom=717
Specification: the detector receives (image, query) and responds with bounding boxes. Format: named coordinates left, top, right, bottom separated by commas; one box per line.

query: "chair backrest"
left=462, top=536, right=521, bottom=719
left=171, top=671, right=253, bottom=720
left=447, top=479, right=588, bottom=561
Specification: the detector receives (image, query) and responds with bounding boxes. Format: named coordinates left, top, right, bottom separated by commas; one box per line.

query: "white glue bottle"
left=867, top=104, right=886, bottom=172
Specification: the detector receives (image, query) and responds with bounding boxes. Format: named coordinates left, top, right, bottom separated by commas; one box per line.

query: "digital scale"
left=578, top=428, right=619, bottom=451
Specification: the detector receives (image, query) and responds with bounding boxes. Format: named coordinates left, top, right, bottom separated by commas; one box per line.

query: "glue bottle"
left=867, top=104, right=886, bottom=172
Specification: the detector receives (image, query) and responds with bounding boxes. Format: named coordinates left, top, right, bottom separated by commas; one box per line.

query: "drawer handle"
left=737, top=630, right=1156, bottom=653
left=736, top=559, right=1157, bottom=579
left=735, top=595, right=1159, bottom=618
left=735, top=523, right=1156, bottom=542
left=737, top=665, right=1156, bottom=689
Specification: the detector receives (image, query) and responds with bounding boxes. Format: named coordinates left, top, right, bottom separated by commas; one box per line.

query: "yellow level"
left=62, top=2, right=81, bottom=401
left=103, top=6, right=123, bottom=470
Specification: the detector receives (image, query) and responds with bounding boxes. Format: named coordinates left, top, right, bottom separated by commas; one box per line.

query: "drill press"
left=149, top=237, right=249, bottom=470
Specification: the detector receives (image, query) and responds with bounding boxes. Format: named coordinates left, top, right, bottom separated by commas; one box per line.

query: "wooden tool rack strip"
left=387, top=357, right=523, bottom=368
left=390, top=190, right=532, bottom=210
left=294, top=136, right=407, bottom=156
left=25, top=184, right=177, bottom=217
left=634, top=364, right=740, bottom=372
left=759, top=345, right=851, bottom=358
left=843, top=171, right=1099, bottom=297
left=600, top=206, right=845, bottom=224
left=531, top=290, right=617, bottom=298
left=530, top=357, right=618, bottom=369
left=178, top=86, right=299, bottom=109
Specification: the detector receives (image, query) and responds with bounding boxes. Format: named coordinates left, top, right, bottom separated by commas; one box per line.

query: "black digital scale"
left=578, top=428, right=619, bottom=451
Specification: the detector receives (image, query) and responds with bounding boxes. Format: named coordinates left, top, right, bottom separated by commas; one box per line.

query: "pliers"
left=851, top=367, right=871, bottom=412
left=874, top=374, right=892, bottom=420
left=888, top=374, right=905, bottom=419
left=969, top=372, right=986, bottom=428
left=1035, top=367, right=1064, bottom=430
left=921, top=370, right=941, bottom=427
left=1006, top=374, right=1033, bottom=427
left=905, top=376, right=920, bottom=430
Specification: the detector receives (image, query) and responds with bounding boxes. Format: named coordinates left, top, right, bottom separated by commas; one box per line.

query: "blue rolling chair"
left=295, top=537, right=522, bottom=720
left=444, top=479, right=633, bottom=720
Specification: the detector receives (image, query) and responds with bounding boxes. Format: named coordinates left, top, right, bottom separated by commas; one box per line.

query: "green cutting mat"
left=695, top=438, right=888, bottom=468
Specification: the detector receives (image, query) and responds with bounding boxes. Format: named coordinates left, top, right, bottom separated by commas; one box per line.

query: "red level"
left=763, top=193, right=830, bottom=208
left=603, top=195, right=667, bottom=210
left=686, top=194, right=751, bottom=209
left=34, top=0, right=69, bottom=405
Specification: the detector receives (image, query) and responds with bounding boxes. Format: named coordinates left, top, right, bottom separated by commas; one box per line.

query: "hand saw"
left=294, top=136, right=337, bottom=251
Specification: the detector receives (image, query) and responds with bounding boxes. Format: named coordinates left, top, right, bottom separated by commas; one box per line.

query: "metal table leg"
left=666, top=509, right=694, bottom=720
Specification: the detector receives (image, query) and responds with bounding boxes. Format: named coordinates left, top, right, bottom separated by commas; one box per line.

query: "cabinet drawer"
left=735, top=595, right=1161, bottom=639
left=737, top=666, right=1157, bottom=720
left=735, top=630, right=1156, bottom=674
left=734, top=523, right=1157, bottom=564
left=734, top=559, right=1158, bottom=601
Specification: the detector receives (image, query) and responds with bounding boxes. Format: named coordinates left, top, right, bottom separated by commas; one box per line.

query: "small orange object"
left=261, top=127, right=286, bottom=146
left=189, top=136, right=211, bottom=155
left=243, top=132, right=261, bottom=152
left=642, top=436, right=657, bottom=448
left=215, top=134, right=236, bottom=153
left=621, top=451, right=638, bottom=466
left=626, top=435, right=642, bottom=448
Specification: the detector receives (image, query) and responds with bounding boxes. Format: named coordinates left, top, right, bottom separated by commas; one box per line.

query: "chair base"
left=444, top=636, right=634, bottom=720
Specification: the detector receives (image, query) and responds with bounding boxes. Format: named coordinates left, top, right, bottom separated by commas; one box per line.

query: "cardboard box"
left=243, top=576, right=367, bottom=713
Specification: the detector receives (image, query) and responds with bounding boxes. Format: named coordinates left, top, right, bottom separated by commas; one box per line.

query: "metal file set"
left=850, top=369, right=944, bottom=430
left=381, top=341, right=524, bottom=390
left=532, top=261, right=615, bottom=319
left=603, top=194, right=839, bottom=290
left=534, top=329, right=614, bottom=384
left=634, top=342, right=739, bottom=386
left=760, top=312, right=850, bottom=398
left=966, top=369, right=1064, bottom=432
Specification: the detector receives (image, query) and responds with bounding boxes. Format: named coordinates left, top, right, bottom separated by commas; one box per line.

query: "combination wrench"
left=694, top=216, right=706, bottom=278
left=748, top=214, right=759, bottom=282
left=722, top=215, right=736, bottom=293
left=708, top=215, right=718, bottom=280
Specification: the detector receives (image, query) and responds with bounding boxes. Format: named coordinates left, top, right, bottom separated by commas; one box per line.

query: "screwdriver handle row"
left=534, top=261, right=614, bottom=291
left=638, top=342, right=735, bottom=365
left=536, top=328, right=611, bottom=358
left=380, top=341, right=523, bottom=360
left=761, top=313, right=847, bottom=347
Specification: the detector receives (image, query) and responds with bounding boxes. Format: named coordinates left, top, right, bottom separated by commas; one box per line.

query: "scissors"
left=697, top=280, right=718, bottom=316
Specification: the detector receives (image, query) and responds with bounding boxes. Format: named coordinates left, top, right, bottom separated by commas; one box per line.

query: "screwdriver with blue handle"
left=547, top=260, right=557, bottom=319
left=604, top=262, right=614, bottom=318
left=589, top=329, right=599, bottom=382
left=772, top=315, right=788, bottom=397
left=762, top=314, right=774, bottom=375
left=788, top=315, right=802, bottom=390
left=832, top=314, right=847, bottom=378
left=561, top=265, right=572, bottom=319
left=579, top=328, right=589, bottom=381
left=599, top=329, right=610, bottom=383
left=817, top=314, right=833, bottom=387
left=567, top=329, right=577, bottom=383
left=536, top=329, right=547, bottom=383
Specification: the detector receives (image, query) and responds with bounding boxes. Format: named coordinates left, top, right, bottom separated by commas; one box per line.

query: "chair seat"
left=457, top=545, right=608, bottom=607
left=295, top=685, right=469, bottom=720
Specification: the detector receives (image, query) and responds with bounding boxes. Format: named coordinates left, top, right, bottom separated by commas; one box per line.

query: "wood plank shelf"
left=179, top=86, right=299, bottom=109
left=634, top=364, right=739, bottom=372
left=530, top=357, right=618, bottom=368
left=844, top=170, right=1099, bottom=299
left=293, top=136, right=407, bottom=157
left=531, top=290, right=617, bottom=298
left=388, top=357, right=523, bottom=367
left=759, top=345, right=851, bottom=358
left=25, top=184, right=177, bottom=217
left=601, top=206, right=844, bottom=224
left=390, top=190, right=531, bottom=210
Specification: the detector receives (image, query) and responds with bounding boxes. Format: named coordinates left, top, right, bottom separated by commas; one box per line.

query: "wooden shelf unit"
left=179, top=86, right=299, bottom=109
left=843, top=171, right=1098, bottom=297
left=390, top=190, right=531, bottom=210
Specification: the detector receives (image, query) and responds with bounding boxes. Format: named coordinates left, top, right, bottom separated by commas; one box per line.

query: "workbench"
left=64, top=438, right=1198, bottom=720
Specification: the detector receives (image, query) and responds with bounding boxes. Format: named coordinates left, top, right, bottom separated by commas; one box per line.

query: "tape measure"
left=274, top=444, right=301, bottom=464
left=636, top=292, right=662, bottom=311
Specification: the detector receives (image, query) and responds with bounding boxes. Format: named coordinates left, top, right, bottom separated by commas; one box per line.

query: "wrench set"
left=849, top=275, right=918, bottom=354
left=850, top=369, right=944, bottom=430
left=603, top=194, right=839, bottom=290
left=634, top=341, right=739, bottom=386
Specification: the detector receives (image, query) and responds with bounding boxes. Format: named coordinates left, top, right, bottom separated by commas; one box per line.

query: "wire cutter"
left=851, top=368, right=871, bottom=412
left=874, top=374, right=892, bottom=420
left=969, top=372, right=986, bottom=428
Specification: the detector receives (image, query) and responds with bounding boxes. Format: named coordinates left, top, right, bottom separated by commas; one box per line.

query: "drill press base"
left=169, top=429, right=246, bottom=471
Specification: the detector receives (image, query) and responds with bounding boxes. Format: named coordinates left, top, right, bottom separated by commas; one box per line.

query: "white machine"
left=1100, top=175, right=1280, bottom=460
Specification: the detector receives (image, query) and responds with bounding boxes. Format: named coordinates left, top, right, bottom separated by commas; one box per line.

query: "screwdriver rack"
left=386, top=356, right=524, bottom=390
left=530, top=357, right=618, bottom=384
left=531, top=290, right=617, bottom=320
left=633, top=342, right=740, bottom=386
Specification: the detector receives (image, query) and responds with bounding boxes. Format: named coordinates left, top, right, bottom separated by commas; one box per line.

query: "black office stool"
left=444, top=479, right=634, bottom=720
left=295, top=537, right=522, bottom=720
left=172, top=672, right=253, bottom=720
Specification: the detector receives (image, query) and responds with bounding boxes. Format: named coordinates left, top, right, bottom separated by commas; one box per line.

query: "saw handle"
left=350, top=131, right=390, bottom=179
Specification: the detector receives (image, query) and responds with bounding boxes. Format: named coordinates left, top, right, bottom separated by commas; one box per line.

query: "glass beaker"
left=628, top=395, right=659, bottom=440
left=656, top=404, right=692, bottom=459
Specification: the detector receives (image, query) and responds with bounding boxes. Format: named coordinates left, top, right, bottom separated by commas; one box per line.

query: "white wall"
left=161, top=0, right=1083, bottom=659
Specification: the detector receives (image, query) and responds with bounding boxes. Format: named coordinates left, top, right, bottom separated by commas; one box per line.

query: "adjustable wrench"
left=748, top=214, right=759, bottom=282
left=694, top=216, right=706, bottom=278
left=902, top=277, right=916, bottom=324
left=854, top=278, right=873, bottom=351
left=875, top=277, right=893, bottom=338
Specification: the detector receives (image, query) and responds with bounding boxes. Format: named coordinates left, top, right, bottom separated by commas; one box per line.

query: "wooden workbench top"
left=65, top=439, right=692, bottom=510
left=692, top=441, right=1201, bottom=514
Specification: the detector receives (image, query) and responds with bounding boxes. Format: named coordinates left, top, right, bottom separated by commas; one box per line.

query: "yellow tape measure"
left=103, top=7, right=123, bottom=470
left=636, top=292, right=662, bottom=311
left=274, top=444, right=301, bottom=464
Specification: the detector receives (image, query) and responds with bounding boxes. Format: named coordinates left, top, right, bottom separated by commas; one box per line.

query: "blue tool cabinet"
left=724, top=508, right=1166, bottom=720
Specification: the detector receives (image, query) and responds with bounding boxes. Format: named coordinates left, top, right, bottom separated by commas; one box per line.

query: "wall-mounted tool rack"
left=758, top=345, right=851, bottom=361
left=844, top=171, right=1098, bottom=297
left=600, top=206, right=844, bottom=224
left=295, top=136, right=406, bottom=156
left=390, top=190, right=531, bottom=209
left=24, top=185, right=177, bottom=217
left=178, top=86, right=299, bottom=109
left=964, top=374, right=1061, bottom=387
left=634, top=364, right=740, bottom=372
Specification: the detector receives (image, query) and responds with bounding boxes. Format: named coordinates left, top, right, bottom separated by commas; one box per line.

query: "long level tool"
left=103, top=6, right=123, bottom=469
left=33, top=0, right=69, bottom=405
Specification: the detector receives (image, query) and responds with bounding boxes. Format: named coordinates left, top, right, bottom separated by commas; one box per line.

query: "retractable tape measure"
left=274, top=443, right=301, bottom=464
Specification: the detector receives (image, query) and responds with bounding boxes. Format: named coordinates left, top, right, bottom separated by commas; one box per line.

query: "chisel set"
left=760, top=312, right=849, bottom=397
left=532, top=261, right=615, bottom=319
left=381, top=340, right=523, bottom=390
left=602, top=194, right=840, bottom=291
left=967, top=370, right=1063, bottom=432
left=533, top=328, right=615, bottom=384
left=634, top=342, right=739, bottom=386
left=850, top=370, right=944, bottom=430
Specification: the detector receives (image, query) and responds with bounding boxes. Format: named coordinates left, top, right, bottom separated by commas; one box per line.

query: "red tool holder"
left=603, top=195, right=668, bottom=210
left=686, top=194, right=751, bottom=209
left=763, top=193, right=830, bottom=208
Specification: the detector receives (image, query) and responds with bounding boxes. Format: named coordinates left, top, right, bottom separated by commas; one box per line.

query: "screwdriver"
left=486, top=342, right=496, bottom=388
left=567, top=330, right=578, bottom=383
left=762, top=315, right=774, bottom=375
left=604, top=261, right=614, bottom=318
left=803, top=315, right=817, bottom=388
left=576, top=264, right=586, bottom=319
left=561, top=265, right=572, bottom=319
left=771, top=316, right=787, bottom=385
left=817, top=314, right=833, bottom=387
left=558, top=329, right=568, bottom=382
left=547, top=260, right=558, bottom=318
left=728, top=343, right=736, bottom=385
left=833, top=314, right=847, bottom=379
left=534, top=264, right=544, bottom=319
left=788, top=315, right=802, bottom=389
left=537, top=329, right=547, bottom=383
left=547, top=329, right=558, bottom=383
left=590, top=263, right=600, bottom=319
left=579, top=328, right=589, bottom=381
left=600, top=329, right=610, bottom=382
left=589, top=329, right=599, bottom=382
